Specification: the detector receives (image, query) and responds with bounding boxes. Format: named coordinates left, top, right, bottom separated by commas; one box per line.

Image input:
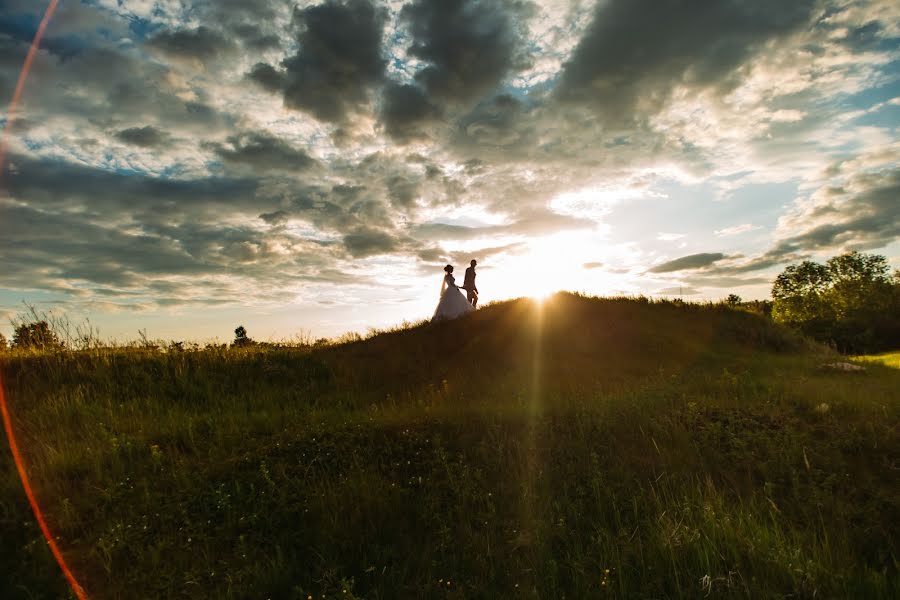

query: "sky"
left=0, top=0, right=898, bottom=342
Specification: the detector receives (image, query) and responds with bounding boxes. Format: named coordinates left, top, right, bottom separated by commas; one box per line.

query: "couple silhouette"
left=432, top=260, right=478, bottom=321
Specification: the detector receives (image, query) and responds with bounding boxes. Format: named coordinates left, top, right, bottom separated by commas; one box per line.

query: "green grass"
left=1, top=294, right=897, bottom=598
left=852, top=351, right=900, bottom=369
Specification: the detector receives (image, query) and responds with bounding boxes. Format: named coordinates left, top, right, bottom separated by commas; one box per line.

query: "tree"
left=232, top=325, right=254, bottom=348
left=12, top=320, right=63, bottom=351
left=771, top=251, right=900, bottom=353
left=725, top=293, right=742, bottom=306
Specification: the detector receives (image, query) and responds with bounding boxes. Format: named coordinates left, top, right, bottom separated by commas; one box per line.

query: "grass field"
left=1, top=294, right=898, bottom=599
left=852, top=351, right=900, bottom=370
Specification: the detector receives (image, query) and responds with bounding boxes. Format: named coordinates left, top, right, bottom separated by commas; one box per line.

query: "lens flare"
left=0, top=0, right=59, bottom=177
left=0, top=2, right=88, bottom=598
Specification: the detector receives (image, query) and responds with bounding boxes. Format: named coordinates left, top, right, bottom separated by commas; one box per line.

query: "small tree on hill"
left=12, top=320, right=63, bottom=351
left=725, top=293, right=742, bottom=306
left=233, top=325, right=254, bottom=348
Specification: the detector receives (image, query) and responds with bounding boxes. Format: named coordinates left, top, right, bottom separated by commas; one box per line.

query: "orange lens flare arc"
left=1, top=1, right=88, bottom=598
left=0, top=372, right=89, bottom=599
left=0, top=0, right=60, bottom=176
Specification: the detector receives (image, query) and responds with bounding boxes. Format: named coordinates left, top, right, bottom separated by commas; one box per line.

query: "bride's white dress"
left=432, top=273, right=475, bottom=321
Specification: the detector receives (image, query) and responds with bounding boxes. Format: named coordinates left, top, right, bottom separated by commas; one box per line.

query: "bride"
left=432, top=264, right=475, bottom=321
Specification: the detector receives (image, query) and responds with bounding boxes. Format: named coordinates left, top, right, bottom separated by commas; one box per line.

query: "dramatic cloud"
left=261, top=0, right=388, bottom=123
left=557, top=0, right=818, bottom=120
left=380, top=82, right=441, bottom=142
left=114, top=126, right=170, bottom=148
left=0, top=0, right=897, bottom=338
left=145, top=26, right=238, bottom=63
left=400, top=0, right=531, bottom=103
left=210, top=133, right=317, bottom=172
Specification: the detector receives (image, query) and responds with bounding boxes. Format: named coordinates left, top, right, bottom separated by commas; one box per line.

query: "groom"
left=462, top=259, right=478, bottom=307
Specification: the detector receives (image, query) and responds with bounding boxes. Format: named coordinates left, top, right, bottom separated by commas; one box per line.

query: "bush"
left=232, top=325, right=255, bottom=348
left=12, top=320, right=64, bottom=351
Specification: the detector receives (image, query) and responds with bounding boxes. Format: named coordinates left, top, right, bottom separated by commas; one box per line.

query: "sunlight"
left=487, top=231, right=601, bottom=301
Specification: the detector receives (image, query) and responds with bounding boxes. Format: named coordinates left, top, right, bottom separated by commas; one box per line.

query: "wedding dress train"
left=432, top=273, right=475, bottom=321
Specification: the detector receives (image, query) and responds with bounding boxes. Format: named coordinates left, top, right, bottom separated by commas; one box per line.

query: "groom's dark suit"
left=462, top=266, right=478, bottom=307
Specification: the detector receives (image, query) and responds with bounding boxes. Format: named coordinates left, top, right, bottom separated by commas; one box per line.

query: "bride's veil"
left=440, top=274, right=447, bottom=297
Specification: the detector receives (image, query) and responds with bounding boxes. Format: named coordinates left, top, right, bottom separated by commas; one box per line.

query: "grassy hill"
left=1, top=294, right=898, bottom=598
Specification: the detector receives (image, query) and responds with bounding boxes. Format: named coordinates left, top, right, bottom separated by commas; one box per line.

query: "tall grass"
left=1, top=294, right=897, bottom=598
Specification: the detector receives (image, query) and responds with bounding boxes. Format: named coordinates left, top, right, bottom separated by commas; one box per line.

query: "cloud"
left=769, top=167, right=900, bottom=255
left=715, top=223, right=762, bottom=237
left=114, top=126, right=170, bottom=148
left=145, top=26, right=238, bottom=63
left=2, top=0, right=898, bottom=328
left=713, top=161, right=900, bottom=274
left=648, top=252, right=728, bottom=273
left=247, top=62, right=286, bottom=92
left=400, top=0, right=531, bottom=103
left=210, top=132, right=317, bottom=172
left=556, top=0, right=818, bottom=121
left=272, top=0, right=388, bottom=123
left=379, top=82, right=441, bottom=142
left=343, top=226, right=399, bottom=257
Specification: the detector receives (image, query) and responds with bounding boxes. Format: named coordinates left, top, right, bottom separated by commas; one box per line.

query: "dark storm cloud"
left=556, top=0, right=818, bottom=120
left=181, top=0, right=286, bottom=51
left=210, top=132, right=317, bottom=172
left=232, top=24, right=282, bottom=51
left=253, top=0, right=388, bottom=123
left=145, top=26, right=237, bottom=62
left=648, top=253, right=728, bottom=273
left=247, top=62, right=286, bottom=92
left=259, top=210, right=290, bottom=226
left=343, top=226, right=399, bottom=257
left=400, top=0, right=531, bottom=103
left=114, top=126, right=170, bottom=148
left=379, top=82, right=441, bottom=142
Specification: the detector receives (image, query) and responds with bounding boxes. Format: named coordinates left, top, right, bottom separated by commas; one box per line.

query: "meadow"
left=1, top=294, right=897, bottom=599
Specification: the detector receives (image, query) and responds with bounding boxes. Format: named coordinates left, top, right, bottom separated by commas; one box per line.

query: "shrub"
left=233, top=325, right=255, bottom=348
left=12, top=320, right=64, bottom=351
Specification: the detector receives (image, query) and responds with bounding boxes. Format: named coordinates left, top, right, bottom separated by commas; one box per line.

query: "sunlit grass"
left=1, top=294, right=897, bottom=598
left=852, top=351, right=900, bottom=369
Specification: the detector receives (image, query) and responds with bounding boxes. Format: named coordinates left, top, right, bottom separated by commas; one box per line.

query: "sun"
left=487, top=231, right=598, bottom=301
